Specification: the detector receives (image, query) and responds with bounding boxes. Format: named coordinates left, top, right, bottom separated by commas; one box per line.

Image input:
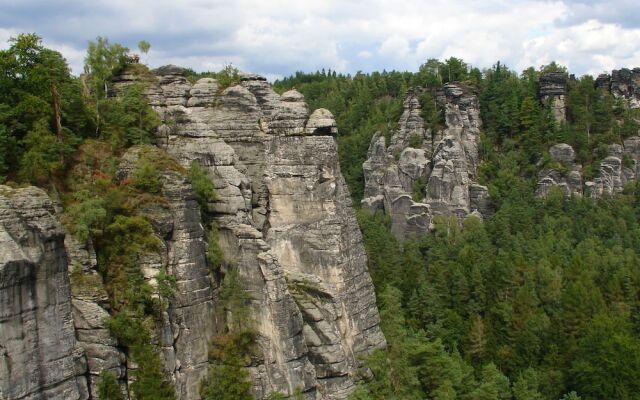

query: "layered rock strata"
left=361, top=84, right=490, bottom=239
left=113, top=66, right=385, bottom=399
left=0, top=186, right=88, bottom=400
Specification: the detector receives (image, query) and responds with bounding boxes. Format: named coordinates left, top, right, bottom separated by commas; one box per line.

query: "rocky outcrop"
left=0, top=186, right=88, bottom=400
left=536, top=138, right=640, bottom=199
left=109, top=66, right=385, bottom=399
left=535, top=143, right=583, bottom=198
left=539, top=72, right=568, bottom=123
left=361, top=84, right=489, bottom=239
left=596, top=68, right=640, bottom=109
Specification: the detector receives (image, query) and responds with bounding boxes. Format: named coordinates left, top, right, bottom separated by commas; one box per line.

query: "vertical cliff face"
left=0, top=186, right=88, bottom=400
left=361, top=83, right=490, bottom=239
left=129, top=66, right=386, bottom=399
left=113, top=147, right=218, bottom=400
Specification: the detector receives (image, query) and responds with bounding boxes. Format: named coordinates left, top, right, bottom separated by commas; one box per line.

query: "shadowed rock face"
left=361, top=84, right=490, bottom=239
left=0, top=186, right=88, bottom=400
left=110, top=67, right=386, bottom=399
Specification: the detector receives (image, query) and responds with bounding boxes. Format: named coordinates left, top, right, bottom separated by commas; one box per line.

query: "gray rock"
left=0, top=186, right=87, bottom=400
left=611, top=68, right=640, bottom=108
left=187, top=78, right=219, bottom=107
left=305, top=108, right=338, bottom=136
left=140, top=67, right=386, bottom=399
left=536, top=144, right=583, bottom=198
left=362, top=83, right=489, bottom=238
left=549, top=143, right=576, bottom=164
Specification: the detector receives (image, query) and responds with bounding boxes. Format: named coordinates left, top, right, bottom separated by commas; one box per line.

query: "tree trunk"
left=50, top=79, right=64, bottom=163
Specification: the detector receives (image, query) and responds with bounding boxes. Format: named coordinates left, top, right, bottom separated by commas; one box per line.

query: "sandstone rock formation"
left=361, top=84, right=490, bottom=239
left=539, top=72, right=568, bottom=123
left=0, top=186, right=88, bottom=400
left=535, top=143, right=583, bottom=198
left=107, top=66, right=385, bottom=399
left=595, top=68, right=640, bottom=109
left=536, top=138, right=640, bottom=199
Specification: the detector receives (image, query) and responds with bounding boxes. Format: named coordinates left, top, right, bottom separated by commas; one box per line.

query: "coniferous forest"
left=2, top=32, right=640, bottom=400
left=276, top=61, right=640, bottom=400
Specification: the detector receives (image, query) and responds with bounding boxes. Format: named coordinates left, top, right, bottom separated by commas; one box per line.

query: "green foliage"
left=570, top=314, right=640, bottom=400
left=157, top=266, right=177, bottom=300
left=186, top=64, right=240, bottom=90
left=137, top=40, right=151, bottom=55
left=200, top=360, right=253, bottom=400
left=219, top=269, right=252, bottom=332
left=64, top=191, right=108, bottom=242
left=97, top=370, right=124, bottom=400
left=100, top=84, right=159, bottom=150
left=412, top=177, right=426, bottom=202
left=189, top=160, right=217, bottom=212
left=107, top=313, right=175, bottom=400
left=418, top=91, right=444, bottom=132
left=354, top=182, right=640, bottom=400
left=407, top=134, right=423, bottom=148
left=200, top=269, right=256, bottom=400
left=84, top=36, right=129, bottom=99
left=0, top=33, right=91, bottom=184
left=206, top=224, right=224, bottom=271
left=133, top=155, right=163, bottom=194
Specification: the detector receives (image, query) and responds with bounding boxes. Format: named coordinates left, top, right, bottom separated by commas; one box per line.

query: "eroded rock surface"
left=0, top=186, right=88, bottom=400
left=362, top=84, right=490, bottom=239
left=109, top=66, right=385, bottom=399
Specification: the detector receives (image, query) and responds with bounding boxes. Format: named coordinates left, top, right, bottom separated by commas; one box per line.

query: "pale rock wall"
left=113, top=66, right=386, bottom=399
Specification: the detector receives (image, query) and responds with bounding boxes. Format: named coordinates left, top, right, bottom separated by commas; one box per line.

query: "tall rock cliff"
left=0, top=186, right=88, bottom=400
left=361, top=84, right=490, bottom=239
left=115, top=66, right=386, bottom=399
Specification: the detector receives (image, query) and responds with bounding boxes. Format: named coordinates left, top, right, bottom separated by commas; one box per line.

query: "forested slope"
left=275, top=61, right=640, bottom=400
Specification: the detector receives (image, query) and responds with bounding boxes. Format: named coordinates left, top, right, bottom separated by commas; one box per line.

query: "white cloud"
left=521, top=19, right=640, bottom=75
left=1, top=0, right=639, bottom=77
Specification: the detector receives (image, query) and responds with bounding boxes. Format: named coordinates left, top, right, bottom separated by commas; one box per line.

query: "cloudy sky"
left=1, top=0, right=639, bottom=79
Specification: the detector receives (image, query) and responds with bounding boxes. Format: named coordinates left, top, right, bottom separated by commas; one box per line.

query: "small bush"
left=189, top=160, right=216, bottom=212
left=133, top=156, right=162, bottom=194
left=97, top=370, right=124, bottom=400
left=412, top=177, right=426, bottom=202
left=407, top=134, right=423, bottom=148
left=206, top=225, right=224, bottom=271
